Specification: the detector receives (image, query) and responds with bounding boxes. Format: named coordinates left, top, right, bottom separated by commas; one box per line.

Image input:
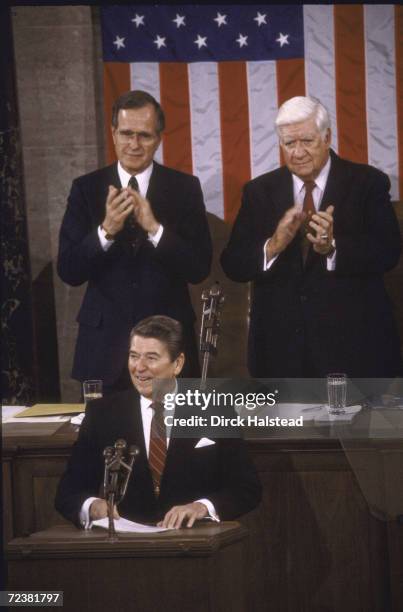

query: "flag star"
left=153, top=35, right=167, bottom=49
left=131, top=14, right=145, bottom=28
left=254, top=12, right=267, bottom=26
left=194, top=35, right=207, bottom=49
left=113, top=35, right=125, bottom=50
left=236, top=33, right=248, bottom=48
left=276, top=32, right=290, bottom=47
left=172, top=14, right=186, bottom=28
left=214, top=12, right=227, bottom=27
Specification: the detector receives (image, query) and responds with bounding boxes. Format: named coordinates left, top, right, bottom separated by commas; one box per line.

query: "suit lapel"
left=320, top=150, right=350, bottom=213
left=270, top=166, right=294, bottom=220
left=270, top=167, right=305, bottom=266
left=98, top=163, right=121, bottom=193
left=306, top=150, right=349, bottom=269
left=146, top=162, right=177, bottom=225
left=114, top=389, right=147, bottom=455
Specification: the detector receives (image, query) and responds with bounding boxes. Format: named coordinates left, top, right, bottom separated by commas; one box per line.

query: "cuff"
left=148, top=224, right=164, bottom=247
left=98, top=226, right=114, bottom=251
left=263, top=238, right=279, bottom=271
left=326, top=240, right=337, bottom=271
left=79, top=496, right=99, bottom=530
left=196, top=498, right=220, bottom=522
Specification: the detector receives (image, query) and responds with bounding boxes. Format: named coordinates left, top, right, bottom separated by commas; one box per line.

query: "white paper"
left=314, top=405, right=362, bottom=423
left=92, top=517, right=170, bottom=533
left=2, top=406, right=26, bottom=421
left=2, top=405, right=69, bottom=424
left=70, top=413, right=85, bottom=425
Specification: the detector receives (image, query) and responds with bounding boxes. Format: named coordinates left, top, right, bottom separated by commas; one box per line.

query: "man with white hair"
left=221, top=96, right=402, bottom=378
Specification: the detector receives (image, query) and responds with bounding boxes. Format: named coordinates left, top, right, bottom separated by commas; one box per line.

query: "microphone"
left=103, top=439, right=140, bottom=538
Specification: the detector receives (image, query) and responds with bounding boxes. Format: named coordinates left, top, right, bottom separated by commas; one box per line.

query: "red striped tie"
left=148, top=401, right=167, bottom=496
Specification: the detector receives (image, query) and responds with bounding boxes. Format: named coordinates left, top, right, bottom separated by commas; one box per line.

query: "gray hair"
left=112, top=90, right=165, bottom=134
left=275, top=96, right=330, bottom=138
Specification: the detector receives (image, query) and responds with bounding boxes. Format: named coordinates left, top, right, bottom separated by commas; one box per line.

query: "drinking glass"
left=327, top=373, right=347, bottom=415
left=83, top=380, right=103, bottom=404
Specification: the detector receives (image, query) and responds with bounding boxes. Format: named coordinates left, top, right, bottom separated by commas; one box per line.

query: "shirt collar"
left=292, top=155, right=331, bottom=194
left=117, top=161, right=153, bottom=194
left=139, top=380, right=178, bottom=412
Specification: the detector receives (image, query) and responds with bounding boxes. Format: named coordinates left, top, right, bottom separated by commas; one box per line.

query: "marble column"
left=12, top=6, right=105, bottom=401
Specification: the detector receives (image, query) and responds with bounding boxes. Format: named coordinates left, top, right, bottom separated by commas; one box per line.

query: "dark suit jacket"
left=221, top=150, right=402, bottom=377
left=57, top=162, right=212, bottom=384
left=54, top=389, right=262, bottom=526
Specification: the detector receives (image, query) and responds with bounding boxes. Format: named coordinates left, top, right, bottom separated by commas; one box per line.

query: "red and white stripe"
left=103, top=5, right=403, bottom=222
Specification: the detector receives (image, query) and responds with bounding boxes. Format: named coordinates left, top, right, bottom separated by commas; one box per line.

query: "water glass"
left=83, top=380, right=103, bottom=404
left=327, top=373, right=347, bottom=415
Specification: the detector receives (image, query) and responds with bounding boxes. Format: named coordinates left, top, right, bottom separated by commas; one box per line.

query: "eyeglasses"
left=280, top=136, right=323, bottom=153
left=115, top=130, right=159, bottom=145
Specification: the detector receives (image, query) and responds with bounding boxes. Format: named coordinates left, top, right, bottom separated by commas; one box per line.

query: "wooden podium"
left=6, top=522, right=248, bottom=612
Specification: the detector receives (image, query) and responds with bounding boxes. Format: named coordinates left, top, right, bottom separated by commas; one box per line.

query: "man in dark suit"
left=55, top=316, right=261, bottom=529
left=57, top=90, right=212, bottom=393
left=221, top=96, right=402, bottom=378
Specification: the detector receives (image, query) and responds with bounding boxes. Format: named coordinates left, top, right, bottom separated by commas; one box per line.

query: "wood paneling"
left=3, top=425, right=403, bottom=611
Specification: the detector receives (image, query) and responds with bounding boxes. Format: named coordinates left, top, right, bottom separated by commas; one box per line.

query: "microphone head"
left=115, top=439, right=127, bottom=451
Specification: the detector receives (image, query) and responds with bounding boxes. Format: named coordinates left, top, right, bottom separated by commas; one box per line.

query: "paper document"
left=71, top=413, right=85, bottom=425
left=2, top=406, right=26, bottom=421
left=5, top=415, right=69, bottom=424
left=314, top=405, right=362, bottom=423
left=16, top=403, right=85, bottom=417
left=92, top=517, right=170, bottom=533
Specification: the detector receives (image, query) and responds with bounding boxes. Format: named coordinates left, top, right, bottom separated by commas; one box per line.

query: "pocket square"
left=195, top=437, right=215, bottom=448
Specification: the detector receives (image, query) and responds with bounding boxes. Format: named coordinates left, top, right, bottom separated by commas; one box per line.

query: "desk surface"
left=3, top=406, right=403, bottom=455
left=6, top=522, right=247, bottom=559
left=3, top=408, right=403, bottom=611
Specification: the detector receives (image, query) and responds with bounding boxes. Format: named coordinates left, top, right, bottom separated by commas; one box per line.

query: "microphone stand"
left=199, top=283, right=225, bottom=389
left=103, top=440, right=140, bottom=540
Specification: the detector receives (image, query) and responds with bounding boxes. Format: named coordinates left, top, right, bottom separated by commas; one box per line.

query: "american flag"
left=101, top=5, right=402, bottom=223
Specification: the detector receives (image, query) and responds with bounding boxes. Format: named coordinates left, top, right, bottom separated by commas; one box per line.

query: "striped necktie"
left=148, top=401, right=167, bottom=496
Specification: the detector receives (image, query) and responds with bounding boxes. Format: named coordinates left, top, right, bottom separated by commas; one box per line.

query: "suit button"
left=300, top=294, right=307, bottom=302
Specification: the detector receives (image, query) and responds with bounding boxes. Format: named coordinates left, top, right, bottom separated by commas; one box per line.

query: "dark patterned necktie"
left=126, top=175, right=142, bottom=249
left=301, top=180, right=316, bottom=264
left=148, top=402, right=167, bottom=496
left=128, top=175, right=139, bottom=192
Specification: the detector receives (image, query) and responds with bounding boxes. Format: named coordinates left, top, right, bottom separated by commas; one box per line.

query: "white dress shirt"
left=98, top=161, right=164, bottom=250
left=264, top=156, right=336, bottom=271
left=79, top=392, right=218, bottom=528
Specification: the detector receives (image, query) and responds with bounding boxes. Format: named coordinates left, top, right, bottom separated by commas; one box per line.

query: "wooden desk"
left=6, top=523, right=248, bottom=612
left=3, top=413, right=403, bottom=611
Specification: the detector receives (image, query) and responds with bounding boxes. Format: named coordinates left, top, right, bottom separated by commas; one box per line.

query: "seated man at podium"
left=55, top=315, right=261, bottom=529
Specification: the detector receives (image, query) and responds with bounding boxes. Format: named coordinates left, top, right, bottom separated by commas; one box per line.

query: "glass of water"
left=327, top=373, right=347, bottom=415
left=83, top=380, right=103, bottom=404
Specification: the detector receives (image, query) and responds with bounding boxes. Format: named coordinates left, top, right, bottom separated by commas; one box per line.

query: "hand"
left=265, top=205, right=305, bottom=260
left=157, top=502, right=208, bottom=529
left=89, top=498, right=120, bottom=521
left=128, top=187, right=160, bottom=235
left=306, top=205, right=334, bottom=255
left=102, top=185, right=134, bottom=236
